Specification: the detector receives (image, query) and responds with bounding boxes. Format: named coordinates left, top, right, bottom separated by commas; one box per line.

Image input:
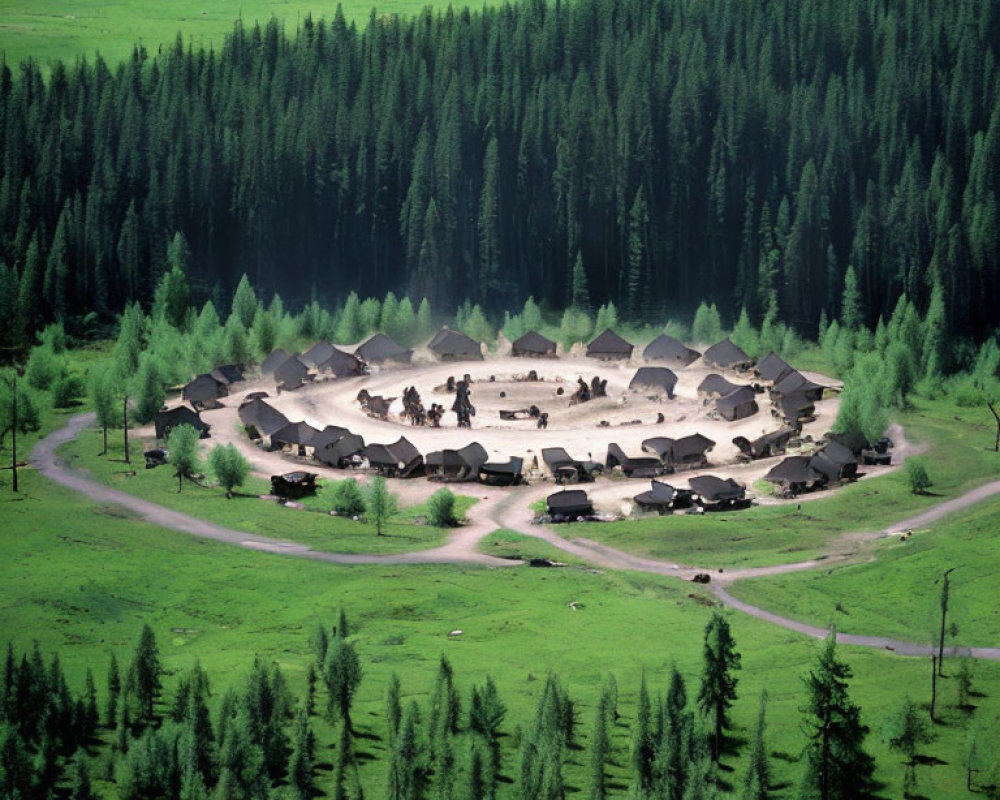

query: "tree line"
left=11, top=611, right=989, bottom=800
left=1, top=0, right=999, bottom=355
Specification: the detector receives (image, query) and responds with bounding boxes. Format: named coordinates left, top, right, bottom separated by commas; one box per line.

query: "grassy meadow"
left=55, top=422, right=472, bottom=555
left=0, top=0, right=441, bottom=70
left=3, top=465, right=1000, bottom=798
left=561, top=394, right=1000, bottom=569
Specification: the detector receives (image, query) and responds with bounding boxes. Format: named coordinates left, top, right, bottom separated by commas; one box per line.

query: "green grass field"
left=55, top=423, right=463, bottom=555
left=560, top=395, right=1000, bottom=569
left=727, top=495, right=1000, bottom=647
left=0, top=0, right=448, bottom=69
left=3, top=465, right=999, bottom=799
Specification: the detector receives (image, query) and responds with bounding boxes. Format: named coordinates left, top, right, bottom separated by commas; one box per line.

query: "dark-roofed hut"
left=271, top=421, right=322, bottom=457
left=270, top=471, right=317, bottom=499
left=261, top=348, right=292, bottom=375
left=546, top=489, right=593, bottom=519
left=238, top=398, right=290, bottom=444
left=697, top=373, right=745, bottom=399
left=640, top=434, right=715, bottom=469
left=426, top=442, right=489, bottom=481
left=703, top=338, right=753, bottom=370
left=586, top=329, right=634, bottom=360
left=689, top=475, right=747, bottom=506
left=429, top=328, right=484, bottom=361
left=774, top=391, right=816, bottom=426
left=154, top=406, right=210, bottom=440
left=357, top=333, right=413, bottom=364
left=478, top=457, right=524, bottom=486
left=633, top=480, right=695, bottom=513
left=182, top=373, right=228, bottom=410
left=643, top=334, right=700, bottom=367
left=363, top=436, right=424, bottom=477
left=316, top=347, right=366, bottom=378
left=542, top=447, right=597, bottom=483
left=629, top=367, right=678, bottom=399
left=810, top=441, right=858, bottom=483
left=310, top=425, right=351, bottom=452
left=210, top=364, right=245, bottom=387
left=765, top=456, right=827, bottom=494
left=512, top=330, right=557, bottom=358
left=274, top=356, right=309, bottom=390
left=315, top=432, right=366, bottom=468
left=716, top=386, right=759, bottom=421
left=302, top=341, right=337, bottom=368
left=605, top=443, right=665, bottom=477
left=732, top=428, right=796, bottom=460
left=755, top=352, right=793, bottom=384
left=771, top=370, right=825, bottom=402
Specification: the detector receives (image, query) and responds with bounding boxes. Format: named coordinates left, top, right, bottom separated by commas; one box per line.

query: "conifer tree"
left=231, top=274, right=258, bottom=329
left=167, top=424, right=201, bottom=493
left=106, top=653, right=121, bottom=728
left=571, top=251, right=590, bottom=310
left=741, top=691, right=770, bottom=800
left=124, top=624, right=162, bottom=727
left=698, top=612, right=741, bottom=761
left=800, top=634, right=875, bottom=800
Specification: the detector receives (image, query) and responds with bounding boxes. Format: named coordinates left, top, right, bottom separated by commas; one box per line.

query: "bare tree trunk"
left=122, top=396, right=130, bottom=465
left=938, top=568, right=955, bottom=676
left=11, top=376, right=17, bottom=493
left=930, top=655, right=937, bottom=722
left=989, top=401, right=1000, bottom=452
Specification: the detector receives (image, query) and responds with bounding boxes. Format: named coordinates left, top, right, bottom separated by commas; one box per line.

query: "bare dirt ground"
left=189, top=352, right=863, bottom=518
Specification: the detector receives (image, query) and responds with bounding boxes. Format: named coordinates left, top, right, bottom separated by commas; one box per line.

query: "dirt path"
left=33, top=413, right=514, bottom=567
left=32, top=414, right=1000, bottom=660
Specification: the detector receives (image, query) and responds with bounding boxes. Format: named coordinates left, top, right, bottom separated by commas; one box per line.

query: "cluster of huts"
left=235, top=394, right=525, bottom=486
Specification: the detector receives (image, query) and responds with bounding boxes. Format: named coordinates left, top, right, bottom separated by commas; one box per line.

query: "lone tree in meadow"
left=427, top=487, right=459, bottom=527
left=209, top=443, right=250, bottom=498
left=1, top=369, right=40, bottom=493
left=800, top=633, right=875, bottom=800
left=884, top=696, right=933, bottom=796
left=167, top=424, right=201, bottom=493
left=698, top=612, right=741, bottom=761
left=907, top=458, right=932, bottom=495
left=366, top=475, right=396, bottom=536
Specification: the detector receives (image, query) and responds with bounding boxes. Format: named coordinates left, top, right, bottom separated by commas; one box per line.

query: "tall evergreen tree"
left=697, top=612, right=741, bottom=761
left=800, top=634, right=875, bottom=800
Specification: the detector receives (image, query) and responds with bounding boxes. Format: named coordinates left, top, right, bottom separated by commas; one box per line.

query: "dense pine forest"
left=1, top=0, right=999, bottom=353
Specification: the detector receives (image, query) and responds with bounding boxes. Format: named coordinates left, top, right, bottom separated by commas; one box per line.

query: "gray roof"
left=238, top=398, right=290, bottom=436
left=512, top=330, right=557, bottom=355
left=634, top=480, right=678, bottom=507
left=771, top=370, right=824, bottom=399
left=547, top=489, right=592, bottom=515
left=271, top=421, right=321, bottom=448
left=274, top=355, right=309, bottom=387
left=429, top=328, right=483, bottom=359
left=587, top=329, right=634, bottom=357
left=716, top=386, right=759, bottom=420
left=629, top=367, right=678, bottom=397
left=697, top=373, right=745, bottom=397
left=317, top=346, right=366, bottom=377
left=765, top=456, right=825, bottom=485
left=183, top=373, right=226, bottom=403
left=301, top=341, right=337, bottom=367
left=643, top=334, right=700, bottom=366
left=261, top=348, right=292, bottom=375
left=703, top=338, right=752, bottom=369
left=755, top=352, right=794, bottom=383
left=357, top=333, right=413, bottom=363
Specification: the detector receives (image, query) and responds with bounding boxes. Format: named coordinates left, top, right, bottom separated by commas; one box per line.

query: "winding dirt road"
left=32, top=413, right=1000, bottom=661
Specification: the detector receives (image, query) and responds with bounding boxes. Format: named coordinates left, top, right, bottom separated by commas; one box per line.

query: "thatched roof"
left=643, top=334, right=700, bottom=366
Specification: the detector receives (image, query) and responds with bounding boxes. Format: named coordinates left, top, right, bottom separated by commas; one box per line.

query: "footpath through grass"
left=561, top=395, right=1000, bottom=569
left=56, top=424, right=453, bottom=555
left=0, top=0, right=441, bottom=70
left=728, top=495, right=1000, bottom=647
left=2, top=467, right=999, bottom=798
